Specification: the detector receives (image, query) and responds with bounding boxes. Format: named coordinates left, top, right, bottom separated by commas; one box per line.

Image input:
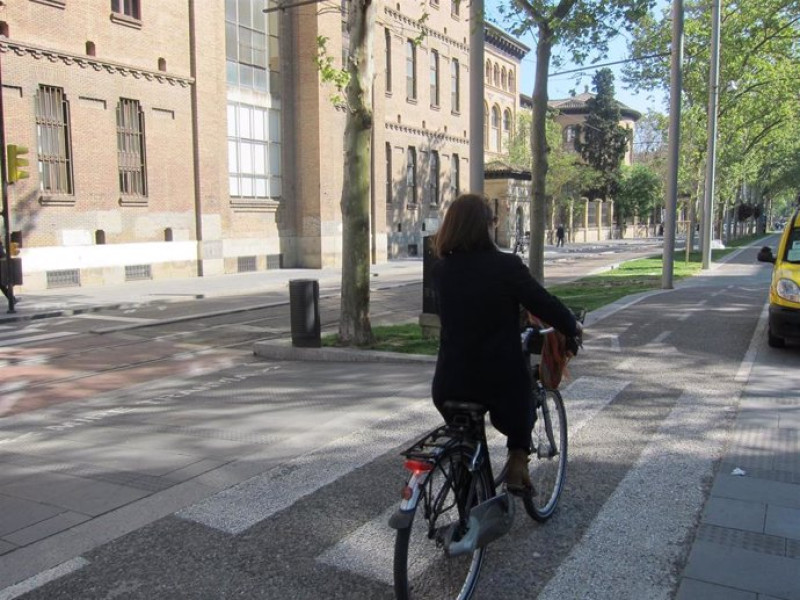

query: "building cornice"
left=484, top=23, right=530, bottom=60
left=384, top=8, right=469, bottom=53
left=385, top=121, right=468, bottom=146
left=0, top=40, right=194, bottom=87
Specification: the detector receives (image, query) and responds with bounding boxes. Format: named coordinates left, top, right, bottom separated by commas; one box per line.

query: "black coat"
left=432, top=248, right=578, bottom=409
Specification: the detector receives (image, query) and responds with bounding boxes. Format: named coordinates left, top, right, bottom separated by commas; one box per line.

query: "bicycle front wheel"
left=524, top=388, right=567, bottom=522
left=393, top=446, right=490, bottom=600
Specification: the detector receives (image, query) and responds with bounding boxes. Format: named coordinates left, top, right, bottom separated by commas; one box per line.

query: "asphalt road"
left=2, top=240, right=795, bottom=599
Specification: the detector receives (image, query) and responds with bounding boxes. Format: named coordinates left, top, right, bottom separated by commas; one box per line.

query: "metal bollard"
left=289, top=279, right=321, bottom=348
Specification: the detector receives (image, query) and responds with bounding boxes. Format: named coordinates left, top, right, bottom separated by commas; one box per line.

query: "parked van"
left=757, top=208, right=800, bottom=347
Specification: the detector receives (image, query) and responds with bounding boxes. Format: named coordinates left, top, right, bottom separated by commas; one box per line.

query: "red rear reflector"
left=404, top=459, right=433, bottom=473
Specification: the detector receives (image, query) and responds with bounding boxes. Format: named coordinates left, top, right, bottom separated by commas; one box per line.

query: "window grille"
left=451, top=60, right=460, bottom=112
left=429, top=50, right=439, bottom=107
left=125, top=264, right=152, bottom=281
left=406, top=41, right=416, bottom=100
left=430, top=151, right=439, bottom=205
left=35, top=86, right=74, bottom=194
left=266, top=254, right=282, bottom=269
left=407, top=147, right=417, bottom=205
left=116, top=98, right=147, bottom=196
left=47, top=269, right=80, bottom=288
left=237, top=255, right=257, bottom=272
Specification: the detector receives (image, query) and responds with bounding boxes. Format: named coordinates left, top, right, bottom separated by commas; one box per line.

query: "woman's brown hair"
left=433, top=193, right=496, bottom=258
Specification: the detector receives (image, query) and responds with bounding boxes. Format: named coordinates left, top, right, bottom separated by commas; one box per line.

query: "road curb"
left=252, top=339, right=436, bottom=363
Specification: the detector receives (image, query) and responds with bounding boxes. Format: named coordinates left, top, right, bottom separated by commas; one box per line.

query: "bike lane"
left=0, top=241, right=788, bottom=599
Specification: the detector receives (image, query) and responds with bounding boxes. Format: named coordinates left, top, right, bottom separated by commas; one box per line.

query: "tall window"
left=429, top=50, right=439, bottom=107
left=385, top=28, right=392, bottom=93
left=407, top=146, right=417, bottom=204
left=451, top=153, right=460, bottom=197
left=450, top=59, right=460, bottom=112
left=493, top=64, right=499, bottom=87
left=226, top=0, right=279, bottom=94
left=406, top=40, right=417, bottom=100
left=35, top=85, right=73, bottom=195
left=483, top=103, right=489, bottom=149
left=491, top=105, right=501, bottom=151
left=430, top=151, right=440, bottom=204
left=485, top=60, right=491, bottom=83
left=501, top=67, right=507, bottom=90
left=227, top=103, right=282, bottom=199
left=503, top=109, right=512, bottom=149
left=385, top=142, right=392, bottom=204
left=451, top=0, right=460, bottom=16
left=111, top=0, right=140, bottom=19
left=116, top=98, right=147, bottom=196
left=509, top=69, right=515, bottom=92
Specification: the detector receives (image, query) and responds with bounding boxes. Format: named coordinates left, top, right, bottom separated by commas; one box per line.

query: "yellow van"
left=757, top=208, right=800, bottom=347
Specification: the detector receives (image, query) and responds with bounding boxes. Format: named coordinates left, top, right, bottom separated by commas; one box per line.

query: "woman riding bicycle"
left=431, top=194, right=581, bottom=494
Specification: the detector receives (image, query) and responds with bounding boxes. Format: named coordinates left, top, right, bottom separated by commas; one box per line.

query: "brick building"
left=0, top=1, right=519, bottom=290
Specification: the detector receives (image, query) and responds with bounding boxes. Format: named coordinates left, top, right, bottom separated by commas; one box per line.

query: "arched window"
left=493, top=64, right=499, bottom=87
left=491, top=105, right=500, bottom=151
left=508, top=69, right=515, bottom=92
left=483, top=102, right=489, bottom=149
left=485, top=60, right=491, bottom=83
left=503, top=109, right=512, bottom=149
left=501, top=66, right=507, bottom=90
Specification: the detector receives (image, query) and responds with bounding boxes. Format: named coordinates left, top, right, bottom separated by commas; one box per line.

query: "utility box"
left=0, top=258, right=23, bottom=286
left=289, top=279, right=320, bottom=348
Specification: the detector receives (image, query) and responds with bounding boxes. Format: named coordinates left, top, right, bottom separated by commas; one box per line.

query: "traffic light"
left=6, top=144, right=30, bottom=184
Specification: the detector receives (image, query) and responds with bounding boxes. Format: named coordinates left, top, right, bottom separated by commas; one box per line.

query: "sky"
left=487, top=0, right=670, bottom=116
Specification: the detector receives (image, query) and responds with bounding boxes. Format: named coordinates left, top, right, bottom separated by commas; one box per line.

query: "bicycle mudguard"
left=446, top=493, right=514, bottom=556
left=388, top=509, right=415, bottom=530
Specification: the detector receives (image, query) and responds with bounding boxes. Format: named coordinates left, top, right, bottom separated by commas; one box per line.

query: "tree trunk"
left=338, top=0, right=375, bottom=345
left=529, top=23, right=554, bottom=285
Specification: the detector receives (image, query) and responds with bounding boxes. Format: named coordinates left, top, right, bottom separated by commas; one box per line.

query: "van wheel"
left=768, top=329, right=785, bottom=348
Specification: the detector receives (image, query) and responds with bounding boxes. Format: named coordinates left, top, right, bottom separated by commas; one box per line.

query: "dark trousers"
left=435, top=391, right=534, bottom=452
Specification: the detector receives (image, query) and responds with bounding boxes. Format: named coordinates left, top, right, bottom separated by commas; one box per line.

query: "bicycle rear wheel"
left=524, top=388, right=567, bottom=522
left=394, top=446, right=490, bottom=600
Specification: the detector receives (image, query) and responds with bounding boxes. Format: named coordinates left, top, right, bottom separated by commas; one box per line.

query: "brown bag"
left=527, top=314, right=571, bottom=389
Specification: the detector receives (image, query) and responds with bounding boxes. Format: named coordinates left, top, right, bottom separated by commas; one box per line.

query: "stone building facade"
left=0, top=1, right=524, bottom=290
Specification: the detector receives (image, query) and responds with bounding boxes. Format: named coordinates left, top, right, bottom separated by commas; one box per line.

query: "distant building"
left=517, top=91, right=643, bottom=242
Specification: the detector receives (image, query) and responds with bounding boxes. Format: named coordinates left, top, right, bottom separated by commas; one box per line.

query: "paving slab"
left=3, top=511, right=90, bottom=547
left=683, top=541, right=800, bottom=600
left=0, top=495, right=61, bottom=536
left=712, top=474, right=800, bottom=509
left=676, top=578, right=757, bottom=600
left=702, top=496, right=766, bottom=533
left=765, top=504, right=800, bottom=541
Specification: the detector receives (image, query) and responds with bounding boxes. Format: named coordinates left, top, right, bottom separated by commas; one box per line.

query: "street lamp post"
left=662, top=0, right=684, bottom=289
left=701, top=0, right=721, bottom=269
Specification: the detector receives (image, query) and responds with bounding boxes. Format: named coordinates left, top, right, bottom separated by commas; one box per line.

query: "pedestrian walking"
left=556, top=224, right=565, bottom=247
left=0, top=240, right=16, bottom=305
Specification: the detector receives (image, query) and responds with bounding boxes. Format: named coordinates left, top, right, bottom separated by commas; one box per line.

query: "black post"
left=289, top=279, right=321, bottom=348
left=0, top=48, right=16, bottom=313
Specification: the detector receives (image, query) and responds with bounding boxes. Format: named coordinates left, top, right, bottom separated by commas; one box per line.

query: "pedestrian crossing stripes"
left=176, top=397, right=440, bottom=535
left=0, top=330, right=77, bottom=347
left=313, top=375, right=631, bottom=584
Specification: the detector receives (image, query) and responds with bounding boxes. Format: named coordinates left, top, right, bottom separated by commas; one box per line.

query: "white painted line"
left=562, top=376, right=631, bottom=438
left=537, top=390, right=730, bottom=600
left=0, top=327, right=42, bottom=339
left=735, top=301, right=769, bottom=383
left=0, top=557, right=89, bottom=600
left=652, top=330, right=671, bottom=344
left=177, top=399, right=439, bottom=534
left=317, top=506, right=397, bottom=585
left=584, top=333, right=621, bottom=353
left=73, top=313, right=156, bottom=324
left=0, top=331, right=77, bottom=347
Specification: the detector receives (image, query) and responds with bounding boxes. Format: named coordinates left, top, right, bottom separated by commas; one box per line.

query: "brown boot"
left=505, top=449, right=534, bottom=496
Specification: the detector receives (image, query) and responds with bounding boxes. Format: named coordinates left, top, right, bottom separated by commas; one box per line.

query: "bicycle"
left=389, top=314, right=582, bottom=600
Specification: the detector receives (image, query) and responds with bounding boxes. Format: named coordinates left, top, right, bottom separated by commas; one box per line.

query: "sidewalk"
left=0, top=239, right=660, bottom=325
